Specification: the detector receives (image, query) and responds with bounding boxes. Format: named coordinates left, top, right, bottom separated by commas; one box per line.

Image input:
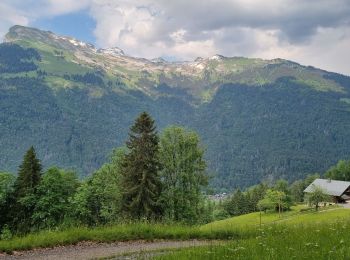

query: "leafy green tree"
left=245, top=183, right=268, bottom=211
left=9, top=147, right=42, bottom=232
left=274, top=179, right=289, bottom=194
left=73, top=148, right=124, bottom=225
left=159, top=126, right=207, bottom=223
left=274, top=179, right=293, bottom=207
left=304, top=173, right=320, bottom=187
left=32, top=167, right=79, bottom=229
left=213, top=208, right=230, bottom=220
left=289, top=179, right=306, bottom=203
left=257, top=197, right=275, bottom=212
left=71, top=182, right=91, bottom=224
left=0, top=172, right=15, bottom=228
left=306, top=185, right=330, bottom=211
left=258, top=189, right=290, bottom=214
left=72, top=149, right=124, bottom=225
left=0, top=172, right=15, bottom=206
left=120, top=112, right=162, bottom=220
left=325, top=160, right=350, bottom=181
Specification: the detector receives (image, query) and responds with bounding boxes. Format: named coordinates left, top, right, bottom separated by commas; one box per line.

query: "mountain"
left=1, top=25, right=350, bottom=191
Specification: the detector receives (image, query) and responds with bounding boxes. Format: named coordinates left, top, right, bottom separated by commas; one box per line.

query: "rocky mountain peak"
left=97, top=47, right=125, bottom=57
left=4, top=25, right=96, bottom=52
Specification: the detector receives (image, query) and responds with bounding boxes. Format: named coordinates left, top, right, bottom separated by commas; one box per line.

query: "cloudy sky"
left=0, top=0, right=349, bottom=75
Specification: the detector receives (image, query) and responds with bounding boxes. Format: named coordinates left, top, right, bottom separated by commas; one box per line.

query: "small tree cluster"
left=223, top=183, right=268, bottom=216
left=221, top=176, right=322, bottom=218
left=0, top=112, right=210, bottom=235
left=119, top=114, right=209, bottom=223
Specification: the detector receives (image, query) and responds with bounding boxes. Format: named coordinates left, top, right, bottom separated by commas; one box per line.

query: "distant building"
left=304, top=178, right=350, bottom=203
left=208, top=193, right=228, bottom=202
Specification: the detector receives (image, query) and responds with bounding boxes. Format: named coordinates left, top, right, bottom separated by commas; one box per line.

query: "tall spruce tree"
left=9, top=146, right=42, bottom=232
left=120, top=112, right=162, bottom=220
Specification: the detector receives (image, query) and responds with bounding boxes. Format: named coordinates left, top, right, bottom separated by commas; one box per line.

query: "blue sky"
left=33, top=10, right=96, bottom=44
left=0, top=0, right=349, bottom=75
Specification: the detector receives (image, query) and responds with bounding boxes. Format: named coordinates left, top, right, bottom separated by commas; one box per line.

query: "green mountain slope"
left=1, top=25, right=350, bottom=191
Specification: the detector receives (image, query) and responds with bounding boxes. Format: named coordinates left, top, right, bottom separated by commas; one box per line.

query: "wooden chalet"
left=304, top=178, right=350, bottom=203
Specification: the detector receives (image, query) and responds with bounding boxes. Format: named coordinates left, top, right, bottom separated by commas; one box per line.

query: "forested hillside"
left=1, top=25, right=350, bottom=191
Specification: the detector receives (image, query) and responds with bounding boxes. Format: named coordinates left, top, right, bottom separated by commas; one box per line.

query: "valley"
left=1, top=26, right=350, bottom=190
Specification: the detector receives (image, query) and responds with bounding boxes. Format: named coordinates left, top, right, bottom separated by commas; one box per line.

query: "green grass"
left=155, top=206, right=350, bottom=259
left=156, top=219, right=350, bottom=259
left=201, top=205, right=348, bottom=232
left=1, top=206, right=349, bottom=255
left=0, top=223, right=235, bottom=253
left=14, top=39, right=91, bottom=75
left=293, top=76, right=344, bottom=93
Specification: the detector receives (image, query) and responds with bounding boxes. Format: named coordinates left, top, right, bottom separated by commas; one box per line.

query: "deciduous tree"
left=306, top=185, right=330, bottom=211
left=159, top=126, right=207, bottom=223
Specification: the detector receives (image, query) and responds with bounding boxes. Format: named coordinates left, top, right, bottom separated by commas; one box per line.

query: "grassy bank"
left=1, top=205, right=349, bottom=254
left=0, top=223, right=251, bottom=253
left=156, top=219, right=350, bottom=259
left=201, top=205, right=349, bottom=232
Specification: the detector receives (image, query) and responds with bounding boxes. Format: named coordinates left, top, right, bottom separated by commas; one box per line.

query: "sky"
left=0, top=0, right=349, bottom=75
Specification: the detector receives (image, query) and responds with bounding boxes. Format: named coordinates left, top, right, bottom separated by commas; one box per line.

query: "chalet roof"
left=304, top=179, right=350, bottom=197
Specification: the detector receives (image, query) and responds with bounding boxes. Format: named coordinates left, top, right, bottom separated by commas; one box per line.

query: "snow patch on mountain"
left=97, top=47, right=125, bottom=57
left=209, top=54, right=225, bottom=61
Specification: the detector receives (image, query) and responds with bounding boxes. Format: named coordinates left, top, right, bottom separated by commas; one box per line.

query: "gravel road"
left=0, top=240, right=216, bottom=260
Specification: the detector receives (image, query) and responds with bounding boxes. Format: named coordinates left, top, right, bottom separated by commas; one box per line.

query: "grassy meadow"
left=156, top=206, right=350, bottom=259
left=1, top=204, right=350, bottom=256
left=156, top=220, right=350, bottom=259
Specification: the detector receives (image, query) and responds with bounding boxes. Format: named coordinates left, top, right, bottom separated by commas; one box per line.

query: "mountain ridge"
left=5, top=25, right=344, bottom=101
left=1, top=25, right=350, bottom=191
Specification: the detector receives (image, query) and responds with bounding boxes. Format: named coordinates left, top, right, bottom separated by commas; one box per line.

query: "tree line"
left=0, top=112, right=210, bottom=236
left=216, top=173, right=335, bottom=220
left=1, top=111, right=350, bottom=237
left=217, top=158, right=350, bottom=220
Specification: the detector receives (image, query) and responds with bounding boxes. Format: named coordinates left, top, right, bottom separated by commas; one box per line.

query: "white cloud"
left=290, top=27, right=350, bottom=75
left=0, top=0, right=91, bottom=39
left=0, top=2, right=30, bottom=40
left=45, top=0, right=91, bottom=15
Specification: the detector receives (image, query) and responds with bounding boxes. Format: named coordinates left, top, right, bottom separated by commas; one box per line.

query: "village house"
left=304, top=178, right=350, bottom=203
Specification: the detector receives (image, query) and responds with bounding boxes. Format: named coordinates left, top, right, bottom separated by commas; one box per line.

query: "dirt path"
left=0, top=240, right=217, bottom=260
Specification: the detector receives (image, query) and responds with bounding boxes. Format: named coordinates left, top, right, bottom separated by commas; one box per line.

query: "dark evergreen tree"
left=0, top=172, right=15, bottom=230
left=9, top=146, right=42, bottom=233
left=120, top=112, right=162, bottom=220
left=224, top=189, right=249, bottom=216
